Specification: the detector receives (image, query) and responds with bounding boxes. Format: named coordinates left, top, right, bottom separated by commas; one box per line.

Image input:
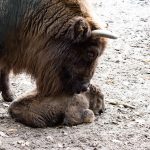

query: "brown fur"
left=0, top=0, right=107, bottom=101
left=9, top=84, right=105, bottom=128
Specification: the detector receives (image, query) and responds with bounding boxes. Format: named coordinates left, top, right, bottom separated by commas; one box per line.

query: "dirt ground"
left=0, top=0, right=150, bottom=150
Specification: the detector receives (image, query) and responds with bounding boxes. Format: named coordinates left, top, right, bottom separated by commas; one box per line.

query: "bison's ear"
left=65, top=17, right=91, bottom=43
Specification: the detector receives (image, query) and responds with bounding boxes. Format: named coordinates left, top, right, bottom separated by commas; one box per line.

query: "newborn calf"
left=9, top=84, right=105, bottom=128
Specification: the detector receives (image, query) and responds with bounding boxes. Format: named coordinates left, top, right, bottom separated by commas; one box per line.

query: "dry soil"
left=0, top=0, right=150, bottom=150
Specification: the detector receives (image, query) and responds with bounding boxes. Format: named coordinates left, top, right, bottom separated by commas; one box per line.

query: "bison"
left=0, top=0, right=117, bottom=102
left=9, top=84, right=105, bottom=127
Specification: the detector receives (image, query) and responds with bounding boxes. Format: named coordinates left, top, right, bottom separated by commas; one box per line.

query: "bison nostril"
left=75, top=86, right=86, bottom=94
left=76, top=90, right=81, bottom=94
left=81, top=83, right=89, bottom=92
left=73, top=82, right=90, bottom=94
left=81, top=86, right=88, bottom=92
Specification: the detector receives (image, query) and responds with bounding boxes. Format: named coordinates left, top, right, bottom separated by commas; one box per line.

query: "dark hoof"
left=2, top=92, right=14, bottom=102
left=99, top=107, right=106, bottom=114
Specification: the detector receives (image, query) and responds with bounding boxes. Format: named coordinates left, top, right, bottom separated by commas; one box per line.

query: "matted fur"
left=9, top=84, right=105, bottom=127
left=0, top=0, right=107, bottom=100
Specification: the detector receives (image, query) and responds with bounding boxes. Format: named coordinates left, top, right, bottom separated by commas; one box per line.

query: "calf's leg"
left=9, top=93, right=47, bottom=128
left=64, top=95, right=95, bottom=126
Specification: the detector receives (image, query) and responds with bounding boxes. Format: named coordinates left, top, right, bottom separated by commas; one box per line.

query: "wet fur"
left=0, top=0, right=107, bottom=101
left=9, top=84, right=105, bottom=128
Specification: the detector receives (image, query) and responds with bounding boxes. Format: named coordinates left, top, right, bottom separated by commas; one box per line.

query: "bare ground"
left=0, top=0, right=150, bottom=150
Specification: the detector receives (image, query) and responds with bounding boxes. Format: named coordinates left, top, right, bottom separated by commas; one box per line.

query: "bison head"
left=59, top=17, right=117, bottom=95
left=60, top=36, right=105, bottom=95
left=35, top=16, right=117, bottom=96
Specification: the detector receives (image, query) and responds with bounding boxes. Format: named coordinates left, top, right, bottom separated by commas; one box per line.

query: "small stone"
left=8, top=129, right=18, bottom=134
left=64, top=132, right=68, bottom=136
left=2, top=103, right=9, bottom=107
left=25, top=141, right=30, bottom=147
left=17, top=140, right=25, bottom=144
left=118, top=105, right=124, bottom=108
left=57, top=143, right=63, bottom=148
left=112, top=139, right=122, bottom=143
left=123, top=81, right=129, bottom=86
left=101, top=147, right=109, bottom=150
left=0, top=131, right=8, bottom=137
left=90, top=142, right=99, bottom=147
left=135, top=119, right=145, bottom=124
left=111, top=121, right=119, bottom=125
left=0, top=140, right=2, bottom=146
left=62, top=131, right=68, bottom=136
left=17, top=140, right=30, bottom=147
left=147, top=105, right=150, bottom=112
left=46, top=136, right=54, bottom=142
left=115, top=60, right=120, bottom=63
left=0, top=108, right=6, bottom=114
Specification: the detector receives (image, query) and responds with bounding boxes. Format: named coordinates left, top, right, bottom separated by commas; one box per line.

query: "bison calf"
left=9, top=84, right=105, bottom=128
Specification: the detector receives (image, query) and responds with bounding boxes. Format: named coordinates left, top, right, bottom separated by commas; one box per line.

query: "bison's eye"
left=87, top=50, right=98, bottom=61
left=88, top=51, right=95, bottom=59
left=61, top=67, right=72, bottom=80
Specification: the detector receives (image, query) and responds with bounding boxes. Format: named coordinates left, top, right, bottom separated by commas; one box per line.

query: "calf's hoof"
left=82, top=109, right=95, bottom=123
left=64, top=109, right=95, bottom=126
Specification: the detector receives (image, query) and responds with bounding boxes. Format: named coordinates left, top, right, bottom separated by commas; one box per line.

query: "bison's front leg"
left=0, top=69, right=13, bottom=102
left=9, top=92, right=47, bottom=128
left=63, top=17, right=91, bottom=43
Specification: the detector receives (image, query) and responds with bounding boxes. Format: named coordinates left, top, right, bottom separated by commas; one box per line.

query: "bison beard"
left=0, top=0, right=108, bottom=101
left=9, top=84, right=105, bottom=127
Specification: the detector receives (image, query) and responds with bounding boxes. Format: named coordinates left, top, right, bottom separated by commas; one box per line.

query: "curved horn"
left=91, top=30, right=118, bottom=39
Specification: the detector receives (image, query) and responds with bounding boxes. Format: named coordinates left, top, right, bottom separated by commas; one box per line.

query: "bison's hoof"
left=2, top=91, right=13, bottom=102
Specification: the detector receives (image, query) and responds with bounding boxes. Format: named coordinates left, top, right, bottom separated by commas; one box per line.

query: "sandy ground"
left=0, top=0, right=150, bottom=149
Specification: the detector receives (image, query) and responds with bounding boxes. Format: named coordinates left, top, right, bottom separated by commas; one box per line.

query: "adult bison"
left=0, top=0, right=117, bottom=101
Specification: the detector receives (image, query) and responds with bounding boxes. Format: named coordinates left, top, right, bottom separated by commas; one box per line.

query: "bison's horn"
left=91, top=30, right=118, bottom=39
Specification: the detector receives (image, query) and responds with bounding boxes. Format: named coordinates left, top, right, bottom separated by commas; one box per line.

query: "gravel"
left=0, top=0, right=150, bottom=149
